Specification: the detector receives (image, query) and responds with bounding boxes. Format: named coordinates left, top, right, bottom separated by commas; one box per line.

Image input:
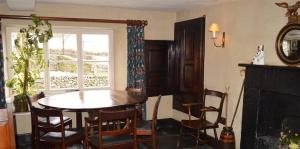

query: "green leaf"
left=6, top=14, right=53, bottom=95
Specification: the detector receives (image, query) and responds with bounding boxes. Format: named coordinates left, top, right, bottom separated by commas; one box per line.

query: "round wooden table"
left=38, top=90, right=146, bottom=128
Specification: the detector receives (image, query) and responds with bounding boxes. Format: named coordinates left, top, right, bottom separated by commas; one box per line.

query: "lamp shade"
left=6, top=0, right=35, bottom=11
left=209, top=23, right=220, bottom=32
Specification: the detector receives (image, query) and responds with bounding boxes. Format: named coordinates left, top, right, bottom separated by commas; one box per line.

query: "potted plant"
left=6, top=14, right=53, bottom=112
left=280, top=130, right=300, bottom=149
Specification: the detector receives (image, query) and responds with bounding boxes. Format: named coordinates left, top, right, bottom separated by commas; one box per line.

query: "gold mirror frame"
left=275, top=1, right=300, bottom=65
left=276, top=23, right=300, bottom=65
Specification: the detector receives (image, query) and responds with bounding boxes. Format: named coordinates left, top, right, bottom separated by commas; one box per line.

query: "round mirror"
left=276, top=24, right=300, bottom=65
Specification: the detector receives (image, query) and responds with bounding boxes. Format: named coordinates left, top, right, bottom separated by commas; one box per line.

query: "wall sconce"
left=209, top=23, right=225, bottom=48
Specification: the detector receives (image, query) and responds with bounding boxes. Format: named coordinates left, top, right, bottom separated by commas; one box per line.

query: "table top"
left=38, top=90, right=146, bottom=111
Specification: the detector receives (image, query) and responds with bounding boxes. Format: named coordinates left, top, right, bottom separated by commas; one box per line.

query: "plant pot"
left=13, top=94, right=29, bottom=112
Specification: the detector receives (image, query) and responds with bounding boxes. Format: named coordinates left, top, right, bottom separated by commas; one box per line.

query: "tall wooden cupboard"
left=145, top=17, right=205, bottom=116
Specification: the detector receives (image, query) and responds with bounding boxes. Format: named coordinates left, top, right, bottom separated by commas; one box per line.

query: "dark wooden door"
left=173, top=17, right=205, bottom=117
left=144, top=40, right=175, bottom=97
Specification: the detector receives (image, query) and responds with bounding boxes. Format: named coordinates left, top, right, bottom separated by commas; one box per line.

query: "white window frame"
left=5, top=26, right=114, bottom=95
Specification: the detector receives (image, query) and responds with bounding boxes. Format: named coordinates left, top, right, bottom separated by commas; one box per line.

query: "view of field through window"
left=49, top=33, right=109, bottom=89
left=8, top=28, right=112, bottom=93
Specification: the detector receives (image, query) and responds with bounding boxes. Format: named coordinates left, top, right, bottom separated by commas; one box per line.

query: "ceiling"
left=2, top=0, right=236, bottom=11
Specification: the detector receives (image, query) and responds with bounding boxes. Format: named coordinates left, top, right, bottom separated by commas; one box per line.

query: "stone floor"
left=16, top=118, right=218, bottom=149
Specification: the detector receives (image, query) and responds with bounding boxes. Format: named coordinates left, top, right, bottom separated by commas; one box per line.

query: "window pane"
left=49, top=33, right=77, bottom=61
left=82, top=34, right=109, bottom=61
left=11, top=33, right=17, bottom=52
left=83, top=62, right=109, bottom=88
left=49, top=61, right=78, bottom=89
left=33, top=73, right=45, bottom=92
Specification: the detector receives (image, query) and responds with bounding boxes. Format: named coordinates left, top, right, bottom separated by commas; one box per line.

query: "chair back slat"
left=204, top=89, right=224, bottom=98
left=100, top=110, right=136, bottom=121
left=126, top=87, right=144, bottom=97
left=38, top=125, right=62, bottom=132
left=203, top=88, right=227, bottom=126
left=102, top=128, right=132, bottom=136
left=33, top=107, right=61, bottom=117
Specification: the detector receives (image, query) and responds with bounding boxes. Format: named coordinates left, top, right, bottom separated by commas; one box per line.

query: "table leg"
left=76, top=112, right=82, bottom=129
left=87, top=111, right=96, bottom=135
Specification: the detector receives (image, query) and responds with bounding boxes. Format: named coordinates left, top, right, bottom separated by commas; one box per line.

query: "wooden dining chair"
left=126, top=87, right=143, bottom=96
left=31, top=106, right=84, bottom=149
left=136, top=95, right=161, bottom=149
left=84, top=109, right=137, bottom=149
left=28, top=92, right=72, bottom=127
left=126, top=87, right=145, bottom=120
left=177, top=89, right=226, bottom=148
left=27, top=92, right=72, bottom=146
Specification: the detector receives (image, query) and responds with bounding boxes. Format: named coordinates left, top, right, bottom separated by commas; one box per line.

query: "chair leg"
left=61, top=143, right=66, bottom=149
left=82, top=140, right=87, bottom=149
left=35, top=140, right=39, bottom=149
left=152, top=134, right=158, bottom=149
left=85, top=141, right=89, bottom=149
left=177, top=125, right=183, bottom=148
left=34, top=128, right=39, bottom=149
left=84, top=134, right=89, bottom=148
left=213, top=128, right=218, bottom=140
left=31, top=127, right=36, bottom=149
left=196, top=129, right=200, bottom=148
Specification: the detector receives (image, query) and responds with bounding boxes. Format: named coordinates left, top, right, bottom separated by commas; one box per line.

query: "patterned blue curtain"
left=127, top=25, right=146, bottom=118
left=0, top=21, right=6, bottom=109
left=127, top=25, right=145, bottom=89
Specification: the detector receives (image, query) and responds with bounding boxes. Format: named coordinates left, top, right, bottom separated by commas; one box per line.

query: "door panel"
left=145, top=40, right=175, bottom=97
left=183, top=64, right=194, bottom=88
left=173, top=17, right=205, bottom=117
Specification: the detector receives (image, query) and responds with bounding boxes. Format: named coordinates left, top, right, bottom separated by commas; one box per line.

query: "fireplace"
left=257, top=91, right=300, bottom=148
left=239, top=64, right=300, bottom=149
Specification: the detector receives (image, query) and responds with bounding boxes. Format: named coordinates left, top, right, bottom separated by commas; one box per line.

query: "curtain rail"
left=0, top=14, right=148, bottom=26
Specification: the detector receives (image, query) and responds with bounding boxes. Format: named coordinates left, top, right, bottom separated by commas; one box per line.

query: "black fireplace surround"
left=239, top=64, right=300, bottom=149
